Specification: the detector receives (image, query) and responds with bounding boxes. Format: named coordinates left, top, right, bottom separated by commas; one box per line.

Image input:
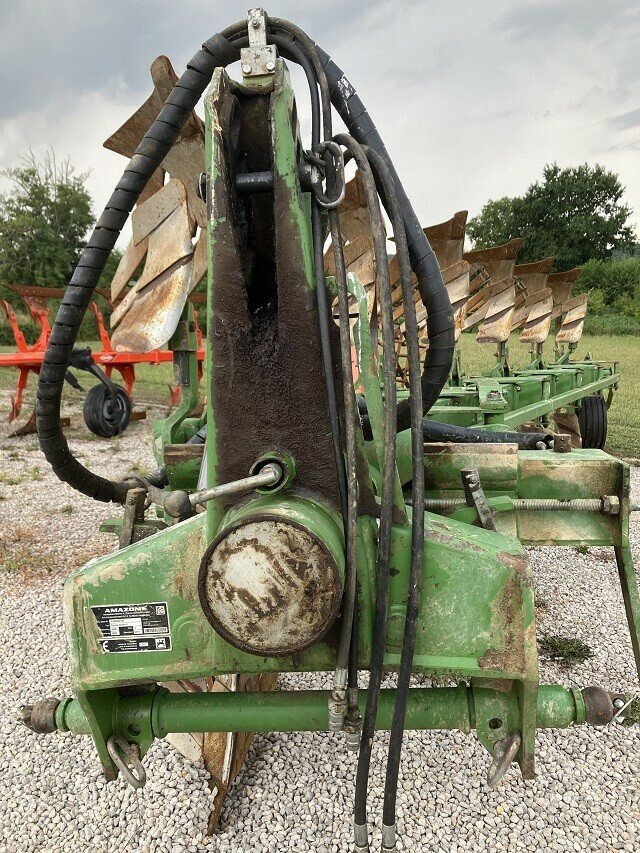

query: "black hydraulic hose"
left=422, top=419, right=554, bottom=449
left=269, top=19, right=333, bottom=137
left=364, top=148, right=425, bottom=850
left=249, top=21, right=455, bottom=428
left=35, top=20, right=343, bottom=506
left=36, top=24, right=246, bottom=502
left=334, top=134, right=397, bottom=845
left=314, top=49, right=455, bottom=430
left=325, top=180, right=360, bottom=699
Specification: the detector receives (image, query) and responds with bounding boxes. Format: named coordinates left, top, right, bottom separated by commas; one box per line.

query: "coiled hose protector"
left=36, top=29, right=243, bottom=502
left=315, top=47, right=456, bottom=430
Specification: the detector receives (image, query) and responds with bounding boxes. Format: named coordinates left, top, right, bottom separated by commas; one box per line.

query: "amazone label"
left=91, top=602, right=171, bottom=653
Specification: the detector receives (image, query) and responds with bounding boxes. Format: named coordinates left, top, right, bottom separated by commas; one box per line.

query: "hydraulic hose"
left=37, top=18, right=455, bottom=505
left=36, top=24, right=246, bottom=502
left=248, top=19, right=456, bottom=431
left=325, top=170, right=360, bottom=709
left=365, top=148, right=425, bottom=850
left=334, top=134, right=397, bottom=847
left=422, top=419, right=553, bottom=449
left=314, top=49, right=455, bottom=430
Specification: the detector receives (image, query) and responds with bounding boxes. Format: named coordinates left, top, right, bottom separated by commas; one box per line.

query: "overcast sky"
left=2, top=0, right=639, bottom=244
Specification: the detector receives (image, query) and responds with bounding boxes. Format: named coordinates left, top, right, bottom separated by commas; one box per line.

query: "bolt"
left=242, top=63, right=252, bottom=75
left=266, top=60, right=276, bottom=72
left=163, top=490, right=194, bottom=520
left=251, top=17, right=261, bottom=29
left=17, top=698, right=60, bottom=733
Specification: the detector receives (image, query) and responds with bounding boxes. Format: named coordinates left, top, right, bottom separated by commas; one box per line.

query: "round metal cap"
left=199, top=515, right=342, bottom=657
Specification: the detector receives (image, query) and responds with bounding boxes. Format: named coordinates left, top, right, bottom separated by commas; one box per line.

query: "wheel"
left=83, top=382, right=131, bottom=437
left=577, top=394, right=608, bottom=449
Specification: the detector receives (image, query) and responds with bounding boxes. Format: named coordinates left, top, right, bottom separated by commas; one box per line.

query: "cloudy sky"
left=2, top=0, right=639, bottom=242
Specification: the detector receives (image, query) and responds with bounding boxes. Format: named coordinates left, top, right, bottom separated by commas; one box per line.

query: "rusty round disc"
left=199, top=514, right=343, bottom=657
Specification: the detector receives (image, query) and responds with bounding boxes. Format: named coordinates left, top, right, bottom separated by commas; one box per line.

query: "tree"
left=466, top=197, right=516, bottom=248
left=468, top=163, right=636, bottom=269
left=0, top=151, right=94, bottom=296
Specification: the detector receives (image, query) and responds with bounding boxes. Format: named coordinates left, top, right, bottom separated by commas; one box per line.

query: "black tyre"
left=577, top=394, right=608, bottom=450
left=83, top=383, right=132, bottom=438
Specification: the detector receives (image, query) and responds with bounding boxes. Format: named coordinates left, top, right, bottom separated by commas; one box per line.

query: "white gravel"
left=1, top=390, right=639, bottom=852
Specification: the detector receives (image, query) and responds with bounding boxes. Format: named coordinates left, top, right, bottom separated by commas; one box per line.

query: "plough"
left=19, top=10, right=639, bottom=852
left=386, top=212, right=617, bottom=449
left=0, top=282, right=205, bottom=436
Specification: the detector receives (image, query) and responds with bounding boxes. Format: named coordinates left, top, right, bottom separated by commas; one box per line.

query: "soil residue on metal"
left=208, top=79, right=341, bottom=510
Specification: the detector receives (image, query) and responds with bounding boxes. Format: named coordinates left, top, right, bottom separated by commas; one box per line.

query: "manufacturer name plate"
left=91, top=602, right=171, bottom=653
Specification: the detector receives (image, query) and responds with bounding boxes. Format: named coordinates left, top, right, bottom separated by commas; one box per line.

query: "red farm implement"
left=0, top=284, right=204, bottom=436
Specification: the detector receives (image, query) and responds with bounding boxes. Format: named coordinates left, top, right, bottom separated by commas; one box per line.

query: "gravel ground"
left=1, top=391, right=639, bottom=852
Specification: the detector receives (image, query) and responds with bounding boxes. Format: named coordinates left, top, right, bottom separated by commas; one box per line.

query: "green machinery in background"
left=388, top=209, right=617, bottom=449
left=21, top=11, right=639, bottom=853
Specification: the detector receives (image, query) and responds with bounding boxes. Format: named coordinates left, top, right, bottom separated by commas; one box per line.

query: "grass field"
left=1, top=333, right=638, bottom=458
left=457, top=334, right=639, bottom=459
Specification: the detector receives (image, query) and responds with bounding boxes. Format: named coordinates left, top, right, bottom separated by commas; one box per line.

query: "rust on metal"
left=464, top=238, right=522, bottom=299
left=393, top=257, right=470, bottom=383
left=111, top=180, right=196, bottom=351
left=518, top=287, right=554, bottom=344
left=131, top=177, right=193, bottom=246
left=104, top=55, right=206, bottom=227
left=555, top=293, right=589, bottom=345
left=478, top=557, right=534, bottom=676
left=476, top=278, right=516, bottom=343
left=547, top=267, right=581, bottom=309
left=337, top=172, right=373, bottom=243
left=198, top=516, right=343, bottom=657
left=513, top=256, right=554, bottom=296
left=422, top=210, right=468, bottom=269
left=110, top=237, right=149, bottom=302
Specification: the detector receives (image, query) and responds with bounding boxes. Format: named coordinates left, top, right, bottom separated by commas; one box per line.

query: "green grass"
left=539, top=634, right=594, bottom=665
left=623, top=699, right=640, bottom=726
left=1, top=333, right=638, bottom=458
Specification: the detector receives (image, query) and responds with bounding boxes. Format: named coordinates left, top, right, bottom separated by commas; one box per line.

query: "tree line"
left=468, top=163, right=639, bottom=333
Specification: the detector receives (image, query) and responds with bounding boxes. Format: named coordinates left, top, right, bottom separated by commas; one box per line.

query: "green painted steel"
left=423, top=365, right=618, bottom=430
left=56, top=684, right=584, bottom=738
left=64, top=500, right=533, bottom=683
left=50, top=57, right=640, bottom=792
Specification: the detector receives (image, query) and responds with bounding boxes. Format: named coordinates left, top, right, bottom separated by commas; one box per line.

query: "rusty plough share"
left=0, top=283, right=205, bottom=436
left=19, top=10, right=638, bottom=853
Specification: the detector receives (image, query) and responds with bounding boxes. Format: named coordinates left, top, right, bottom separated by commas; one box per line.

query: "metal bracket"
left=69, top=346, right=119, bottom=401
left=241, top=8, right=277, bottom=77
left=119, top=487, right=147, bottom=549
left=461, top=468, right=497, bottom=531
